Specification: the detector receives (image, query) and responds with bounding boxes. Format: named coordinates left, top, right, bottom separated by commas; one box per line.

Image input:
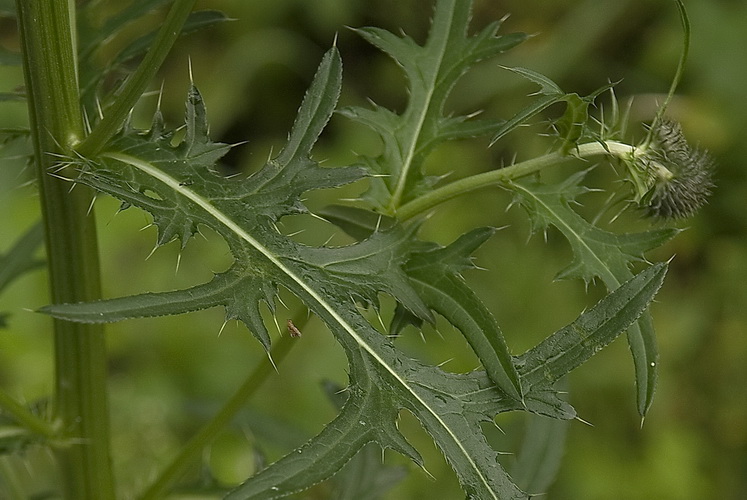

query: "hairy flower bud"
left=637, top=120, right=714, bottom=219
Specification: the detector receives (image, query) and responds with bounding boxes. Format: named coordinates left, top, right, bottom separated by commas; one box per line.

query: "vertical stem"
left=395, top=141, right=639, bottom=221
left=16, top=1, right=115, bottom=499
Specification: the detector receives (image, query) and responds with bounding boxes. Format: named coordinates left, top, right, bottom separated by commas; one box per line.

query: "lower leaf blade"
left=509, top=175, right=678, bottom=415
left=518, top=263, right=668, bottom=387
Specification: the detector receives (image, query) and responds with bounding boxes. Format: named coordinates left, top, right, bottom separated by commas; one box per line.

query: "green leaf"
left=500, top=66, right=563, bottom=95
left=43, top=45, right=532, bottom=499
left=556, top=93, right=588, bottom=155
left=42, top=47, right=369, bottom=344
left=403, top=228, right=524, bottom=402
left=225, top=368, right=422, bottom=500
left=490, top=69, right=614, bottom=150
left=555, top=83, right=614, bottom=154
left=508, top=172, right=679, bottom=415
left=321, top=381, right=408, bottom=500
left=517, top=263, right=668, bottom=386
left=0, top=222, right=44, bottom=327
left=330, top=442, right=408, bottom=500
left=38, top=37, right=668, bottom=500
left=316, top=205, right=396, bottom=241
left=77, top=0, right=216, bottom=157
left=489, top=66, right=566, bottom=145
left=489, top=94, right=562, bottom=146
left=338, top=0, right=527, bottom=211
left=0, top=222, right=44, bottom=293
left=316, top=212, right=524, bottom=402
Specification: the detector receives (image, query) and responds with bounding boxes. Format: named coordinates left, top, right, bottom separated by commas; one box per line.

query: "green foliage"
left=508, top=171, right=680, bottom=414
left=488, top=66, right=611, bottom=152
left=0, top=222, right=44, bottom=327
left=77, top=0, right=230, bottom=109
left=0, top=0, right=712, bottom=498
left=337, top=1, right=527, bottom=212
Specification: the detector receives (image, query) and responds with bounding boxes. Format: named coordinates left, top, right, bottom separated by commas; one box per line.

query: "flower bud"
left=635, top=120, right=714, bottom=219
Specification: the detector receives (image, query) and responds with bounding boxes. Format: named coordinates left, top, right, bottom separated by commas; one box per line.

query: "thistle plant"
left=0, top=1, right=712, bottom=499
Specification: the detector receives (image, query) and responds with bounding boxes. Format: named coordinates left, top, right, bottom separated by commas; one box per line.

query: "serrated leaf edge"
left=103, top=150, right=504, bottom=497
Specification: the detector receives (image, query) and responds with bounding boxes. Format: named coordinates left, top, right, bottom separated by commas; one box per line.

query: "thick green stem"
left=16, top=1, right=114, bottom=499
left=396, top=140, right=639, bottom=221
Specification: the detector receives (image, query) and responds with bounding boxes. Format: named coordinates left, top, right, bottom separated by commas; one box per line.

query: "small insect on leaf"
left=287, top=319, right=302, bottom=338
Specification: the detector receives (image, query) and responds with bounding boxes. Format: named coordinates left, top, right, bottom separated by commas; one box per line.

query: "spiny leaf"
left=38, top=29, right=670, bottom=500
left=225, top=369, right=422, bottom=500
left=517, top=263, right=668, bottom=387
left=501, top=66, right=563, bottom=95
left=228, top=263, right=666, bottom=499
left=508, top=171, right=679, bottom=415
left=490, top=68, right=613, bottom=150
left=489, top=94, right=561, bottom=146
left=489, top=67, right=566, bottom=145
left=555, top=83, right=615, bottom=155
left=339, top=0, right=527, bottom=211
left=321, top=381, right=408, bottom=500
left=556, top=93, right=588, bottom=155
left=42, top=47, right=529, bottom=497
left=403, top=228, right=524, bottom=402
left=316, top=210, right=524, bottom=402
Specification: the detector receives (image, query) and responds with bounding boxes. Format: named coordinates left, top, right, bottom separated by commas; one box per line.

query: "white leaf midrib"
left=103, top=151, right=497, bottom=497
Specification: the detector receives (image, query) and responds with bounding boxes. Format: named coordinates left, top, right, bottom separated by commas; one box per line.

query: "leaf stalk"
left=396, top=140, right=639, bottom=221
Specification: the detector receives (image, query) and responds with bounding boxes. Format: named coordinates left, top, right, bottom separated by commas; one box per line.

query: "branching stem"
left=396, top=140, right=640, bottom=221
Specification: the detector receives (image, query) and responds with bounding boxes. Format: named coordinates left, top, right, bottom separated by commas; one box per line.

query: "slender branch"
left=645, top=0, right=690, bottom=146
left=396, top=141, right=639, bottom=221
left=76, top=0, right=197, bottom=157
left=138, top=320, right=301, bottom=500
left=0, top=390, right=57, bottom=439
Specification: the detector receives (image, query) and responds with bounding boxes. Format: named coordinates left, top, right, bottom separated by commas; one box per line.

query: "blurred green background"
left=1, top=0, right=745, bottom=498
